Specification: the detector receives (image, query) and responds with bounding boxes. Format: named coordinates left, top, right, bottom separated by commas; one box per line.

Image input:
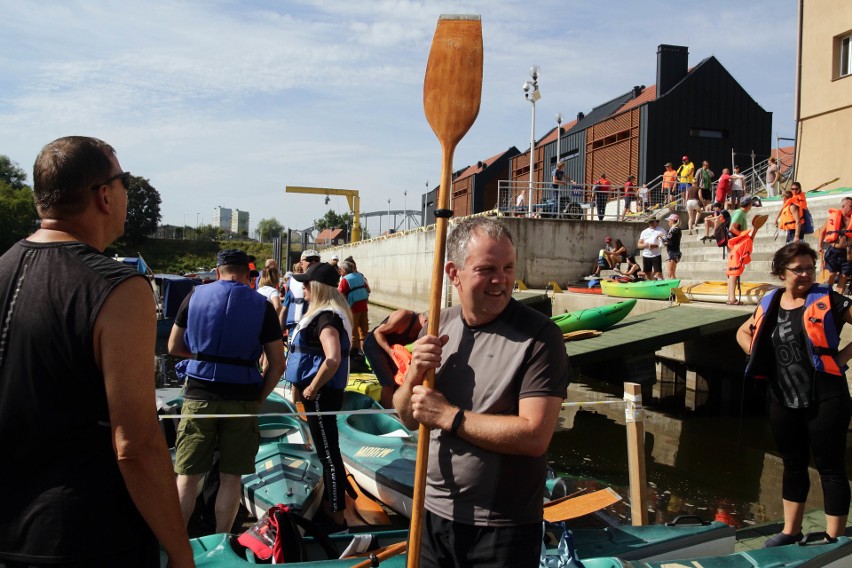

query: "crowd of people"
left=2, top=135, right=846, bottom=566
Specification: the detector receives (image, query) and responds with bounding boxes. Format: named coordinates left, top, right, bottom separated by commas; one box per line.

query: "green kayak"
left=550, top=299, right=637, bottom=333
left=580, top=535, right=852, bottom=567
left=600, top=279, right=681, bottom=300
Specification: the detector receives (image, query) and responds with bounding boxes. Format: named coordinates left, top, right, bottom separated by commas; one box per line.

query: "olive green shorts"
left=174, top=399, right=260, bottom=475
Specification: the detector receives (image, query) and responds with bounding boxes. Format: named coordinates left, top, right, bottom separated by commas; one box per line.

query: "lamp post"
left=555, top=112, right=563, bottom=163
left=387, top=198, right=392, bottom=232
left=403, top=190, right=408, bottom=230
left=523, top=65, right=541, bottom=217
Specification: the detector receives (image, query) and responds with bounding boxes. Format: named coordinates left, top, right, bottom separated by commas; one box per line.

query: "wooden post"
left=624, top=382, right=648, bottom=526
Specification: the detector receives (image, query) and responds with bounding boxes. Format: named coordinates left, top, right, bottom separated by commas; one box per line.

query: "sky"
left=1, top=0, right=799, bottom=237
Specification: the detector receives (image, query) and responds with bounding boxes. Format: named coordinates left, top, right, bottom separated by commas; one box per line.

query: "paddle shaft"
left=409, top=15, right=482, bottom=567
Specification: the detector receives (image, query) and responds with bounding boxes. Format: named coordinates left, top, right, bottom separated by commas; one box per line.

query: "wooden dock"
left=565, top=305, right=751, bottom=367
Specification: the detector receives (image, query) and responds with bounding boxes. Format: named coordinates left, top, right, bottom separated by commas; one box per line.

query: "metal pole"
left=404, top=190, right=408, bottom=230
left=528, top=99, right=535, bottom=217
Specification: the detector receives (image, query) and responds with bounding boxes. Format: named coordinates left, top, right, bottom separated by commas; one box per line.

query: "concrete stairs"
left=674, top=191, right=852, bottom=286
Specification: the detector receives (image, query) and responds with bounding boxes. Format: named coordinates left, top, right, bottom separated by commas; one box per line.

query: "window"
left=689, top=128, right=726, bottom=139
left=838, top=33, right=851, bottom=79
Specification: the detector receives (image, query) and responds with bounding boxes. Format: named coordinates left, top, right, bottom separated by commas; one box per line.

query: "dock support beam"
left=624, top=382, right=648, bottom=526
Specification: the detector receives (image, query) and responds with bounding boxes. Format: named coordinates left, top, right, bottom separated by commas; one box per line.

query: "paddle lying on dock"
left=543, top=487, right=623, bottom=522
left=409, top=14, right=483, bottom=568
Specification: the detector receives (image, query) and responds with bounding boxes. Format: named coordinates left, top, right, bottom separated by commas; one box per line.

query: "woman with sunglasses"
left=775, top=182, right=812, bottom=238
left=737, top=242, right=852, bottom=547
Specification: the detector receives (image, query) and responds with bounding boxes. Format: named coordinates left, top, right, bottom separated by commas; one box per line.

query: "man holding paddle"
left=394, top=217, right=569, bottom=567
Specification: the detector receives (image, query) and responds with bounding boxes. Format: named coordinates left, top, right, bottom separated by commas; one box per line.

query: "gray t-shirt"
left=425, top=299, right=569, bottom=526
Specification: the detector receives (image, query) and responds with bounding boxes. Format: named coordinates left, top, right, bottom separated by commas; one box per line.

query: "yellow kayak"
left=680, top=281, right=776, bottom=305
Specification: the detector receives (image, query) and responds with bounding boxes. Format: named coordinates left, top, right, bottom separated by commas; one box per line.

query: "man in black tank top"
left=0, top=137, right=192, bottom=567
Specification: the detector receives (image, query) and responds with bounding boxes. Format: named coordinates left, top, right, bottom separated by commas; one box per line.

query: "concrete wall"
left=324, top=216, right=647, bottom=312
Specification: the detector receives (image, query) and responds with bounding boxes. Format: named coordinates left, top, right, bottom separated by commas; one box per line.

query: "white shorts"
left=687, top=199, right=702, bottom=212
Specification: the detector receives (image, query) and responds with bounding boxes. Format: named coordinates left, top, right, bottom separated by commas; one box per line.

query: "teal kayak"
left=600, top=279, right=681, bottom=300
left=170, top=516, right=739, bottom=566
left=550, top=299, right=637, bottom=333
left=579, top=535, right=852, bottom=567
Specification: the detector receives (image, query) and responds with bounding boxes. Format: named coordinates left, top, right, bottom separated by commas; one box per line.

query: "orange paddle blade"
left=543, top=487, right=622, bottom=522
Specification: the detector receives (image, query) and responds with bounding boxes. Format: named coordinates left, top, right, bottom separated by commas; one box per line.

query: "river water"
left=156, top=304, right=852, bottom=529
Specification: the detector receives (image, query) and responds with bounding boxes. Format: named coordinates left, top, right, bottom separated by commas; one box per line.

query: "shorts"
left=824, top=246, right=852, bottom=276
left=686, top=199, right=702, bottom=212
left=667, top=250, right=683, bottom=263
left=642, top=255, right=662, bottom=274
left=174, top=399, right=260, bottom=475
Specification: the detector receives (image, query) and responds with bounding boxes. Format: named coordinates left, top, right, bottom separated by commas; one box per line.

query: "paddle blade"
left=543, top=487, right=622, bottom=523
left=423, top=15, right=483, bottom=147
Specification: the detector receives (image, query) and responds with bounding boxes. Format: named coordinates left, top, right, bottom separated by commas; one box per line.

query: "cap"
left=648, top=217, right=659, bottom=223
left=740, top=196, right=754, bottom=207
left=605, top=236, right=612, bottom=242
left=682, top=155, right=689, bottom=161
left=217, top=249, right=249, bottom=267
left=665, top=162, right=672, bottom=167
left=301, top=249, right=320, bottom=260
left=292, top=262, right=340, bottom=287
left=667, top=213, right=680, bottom=222
left=331, top=255, right=339, bottom=260
left=284, top=271, right=293, bottom=280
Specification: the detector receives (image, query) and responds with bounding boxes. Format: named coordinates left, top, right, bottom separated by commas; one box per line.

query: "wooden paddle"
left=343, top=470, right=392, bottom=526
left=806, top=177, right=840, bottom=193
left=562, top=330, right=602, bottom=341
left=409, top=14, right=483, bottom=568
left=542, top=487, right=622, bottom=522
left=351, top=541, right=408, bottom=568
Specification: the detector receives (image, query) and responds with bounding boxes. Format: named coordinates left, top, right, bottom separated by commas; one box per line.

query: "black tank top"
left=0, top=240, right=156, bottom=563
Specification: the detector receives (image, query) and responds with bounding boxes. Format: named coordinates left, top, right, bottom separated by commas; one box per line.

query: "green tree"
left=122, top=175, right=162, bottom=246
left=256, top=217, right=285, bottom=242
left=0, top=155, right=27, bottom=190
left=314, top=210, right=352, bottom=233
left=0, top=180, right=38, bottom=252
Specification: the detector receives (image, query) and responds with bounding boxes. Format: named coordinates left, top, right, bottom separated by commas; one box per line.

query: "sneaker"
left=696, top=234, right=704, bottom=242
left=762, top=531, right=803, bottom=548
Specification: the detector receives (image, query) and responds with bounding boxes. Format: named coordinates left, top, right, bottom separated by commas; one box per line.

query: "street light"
left=523, top=65, right=541, bottom=217
left=387, top=198, right=391, bottom=232
left=555, top=112, right=563, bottom=164
left=403, top=190, right=408, bottom=230
left=423, top=179, right=429, bottom=226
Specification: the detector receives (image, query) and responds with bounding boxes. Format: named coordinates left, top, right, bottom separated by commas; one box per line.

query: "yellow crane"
left=285, top=186, right=362, bottom=242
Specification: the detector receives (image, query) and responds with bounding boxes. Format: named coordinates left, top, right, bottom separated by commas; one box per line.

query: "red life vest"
left=744, top=285, right=845, bottom=379
left=824, top=208, right=852, bottom=243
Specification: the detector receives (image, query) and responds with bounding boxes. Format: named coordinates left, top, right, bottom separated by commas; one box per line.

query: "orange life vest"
left=745, top=286, right=845, bottom=378
left=778, top=200, right=802, bottom=230
left=726, top=232, right=754, bottom=277
left=824, top=208, right=852, bottom=243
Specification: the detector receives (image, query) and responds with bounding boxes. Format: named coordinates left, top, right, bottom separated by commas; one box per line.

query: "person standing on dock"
left=662, top=162, right=678, bottom=205
left=394, top=217, right=568, bottom=567
left=593, top=173, right=611, bottom=221
left=694, top=160, right=715, bottom=203
left=0, top=136, right=193, bottom=567
left=638, top=218, right=667, bottom=280
left=737, top=241, right=852, bottom=546
left=818, top=197, right=852, bottom=293
left=169, top=249, right=286, bottom=535
left=676, top=155, right=695, bottom=194
left=338, top=259, right=370, bottom=362
left=282, top=249, right=321, bottom=335
left=663, top=214, right=683, bottom=280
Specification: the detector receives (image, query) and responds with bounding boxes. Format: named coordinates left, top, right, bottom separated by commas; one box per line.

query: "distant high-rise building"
left=212, top=206, right=232, bottom=231
left=231, top=209, right=250, bottom=235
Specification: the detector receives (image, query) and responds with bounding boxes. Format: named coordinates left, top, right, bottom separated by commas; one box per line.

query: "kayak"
left=156, top=389, right=325, bottom=521
left=579, top=535, right=852, bottom=567
left=567, top=286, right=603, bottom=294
left=600, top=279, right=681, bottom=300
left=170, top=516, right=737, bottom=567
left=680, top=281, right=776, bottom=305
left=550, top=299, right=636, bottom=333
left=240, top=391, right=325, bottom=520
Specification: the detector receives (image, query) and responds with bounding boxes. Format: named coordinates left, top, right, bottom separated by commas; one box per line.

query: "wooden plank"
left=565, top=306, right=749, bottom=366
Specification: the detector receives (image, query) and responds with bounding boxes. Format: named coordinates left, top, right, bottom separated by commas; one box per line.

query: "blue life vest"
left=180, top=280, right=267, bottom=385
left=343, top=272, right=369, bottom=306
left=285, top=308, right=352, bottom=390
left=745, top=284, right=845, bottom=379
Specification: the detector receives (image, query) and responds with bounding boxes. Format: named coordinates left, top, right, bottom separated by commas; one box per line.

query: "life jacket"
left=824, top=208, right=852, bottom=243
left=285, top=307, right=352, bottom=390
left=744, top=285, right=846, bottom=379
left=178, top=280, right=266, bottom=385
left=778, top=199, right=802, bottom=230
left=286, top=278, right=307, bottom=326
left=790, top=191, right=807, bottom=211
left=343, top=272, right=369, bottom=306
left=726, top=232, right=754, bottom=276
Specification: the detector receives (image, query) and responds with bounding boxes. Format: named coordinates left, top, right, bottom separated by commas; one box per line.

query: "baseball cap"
left=292, top=262, right=340, bottom=287
left=217, top=249, right=249, bottom=267
left=301, top=249, right=320, bottom=260
left=332, top=254, right=339, bottom=261
left=648, top=218, right=659, bottom=224
left=740, top=196, right=754, bottom=207
left=682, top=155, right=689, bottom=161
left=605, top=236, right=612, bottom=242
left=667, top=214, right=680, bottom=222
left=665, top=162, right=672, bottom=167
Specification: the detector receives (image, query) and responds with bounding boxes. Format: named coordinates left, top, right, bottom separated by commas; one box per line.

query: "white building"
left=231, top=209, right=250, bottom=236
left=212, top=206, right=232, bottom=232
